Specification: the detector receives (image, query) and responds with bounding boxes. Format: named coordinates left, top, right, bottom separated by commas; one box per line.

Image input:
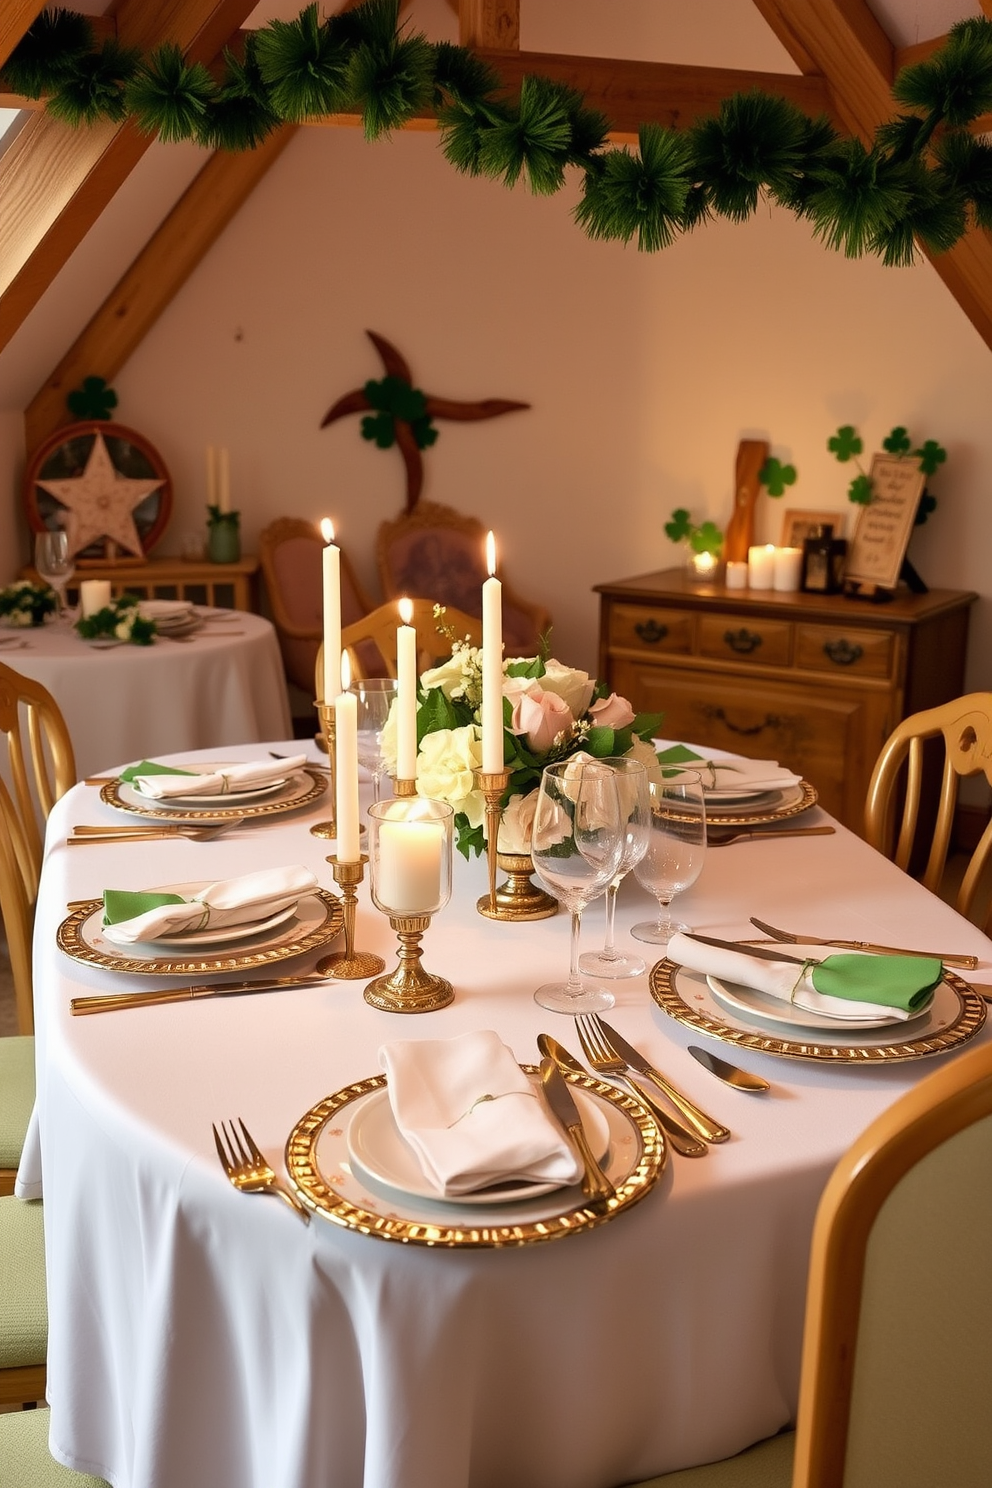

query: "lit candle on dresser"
left=378, top=810, right=444, bottom=914
left=335, top=652, right=360, bottom=862
left=773, top=547, right=803, bottom=592
left=748, top=544, right=776, bottom=590
left=396, top=598, right=418, bottom=781
left=481, top=531, right=504, bottom=773
left=320, top=518, right=341, bottom=704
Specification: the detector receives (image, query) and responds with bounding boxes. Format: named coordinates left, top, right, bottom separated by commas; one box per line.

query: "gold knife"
left=71, top=973, right=328, bottom=1015
left=538, top=1057, right=614, bottom=1208
left=749, top=917, right=979, bottom=970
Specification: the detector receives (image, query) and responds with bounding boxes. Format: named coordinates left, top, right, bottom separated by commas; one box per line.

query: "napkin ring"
left=447, top=1089, right=539, bottom=1127
left=789, top=960, right=816, bottom=1002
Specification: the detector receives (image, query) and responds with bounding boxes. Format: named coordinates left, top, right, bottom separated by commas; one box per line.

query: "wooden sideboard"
left=595, top=568, right=976, bottom=834
left=23, top=556, right=260, bottom=612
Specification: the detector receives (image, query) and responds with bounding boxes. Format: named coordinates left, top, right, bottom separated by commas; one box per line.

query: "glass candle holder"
left=364, top=797, right=454, bottom=1012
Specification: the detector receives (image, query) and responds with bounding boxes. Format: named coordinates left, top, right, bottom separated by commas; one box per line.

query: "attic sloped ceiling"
left=2, top=0, right=992, bottom=444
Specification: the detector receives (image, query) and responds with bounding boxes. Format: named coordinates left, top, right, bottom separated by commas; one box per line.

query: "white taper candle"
left=320, top=517, right=341, bottom=703
left=335, top=651, right=360, bottom=863
left=397, top=597, right=418, bottom=781
left=481, top=531, right=504, bottom=773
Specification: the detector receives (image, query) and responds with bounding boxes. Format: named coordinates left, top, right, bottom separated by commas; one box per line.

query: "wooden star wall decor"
left=321, top=331, right=529, bottom=513
left=36, top=431, right=164, bottom=559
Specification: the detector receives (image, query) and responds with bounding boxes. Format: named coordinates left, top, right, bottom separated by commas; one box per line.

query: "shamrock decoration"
left=665, top=509, right=723, bottom=555
left=828, top=424, right=945, bottom=524
left=67, top=376, right=117, bottom=421
left=759, top=457, right=797, bottom=497
left=361, top=376, right=437, bottom=452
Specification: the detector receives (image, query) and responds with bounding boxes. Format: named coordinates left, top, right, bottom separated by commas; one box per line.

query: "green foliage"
left=361, top=376, right=437, bottom=451
left=346, top=0, right=435, bottom=140
left=664, top=509, right=723, bottom=555
left=848, top=473, right=874, bottom=505
left=0, top=581, right=57, bottom=627
left=882, top=426, right=912, bottom=454
left=67, top=376, right=117, bottom=421
left=207, top=507, right=240, bottom=527
left=205, top=39, right=282, bottom=151
left=127, top=45, right=215, bottom=143
left=829, top=424, right=945, bottom=522
left=915, top=439, right=947, bottom=476
left=47, top=37, right=139, bottom=125
left=664, top=509, right=692, bottom=543
left=575, top=125, right=690, bottom=251
left=759, top=457, right=797, bottom=496
left=828, top=426, right=862, bottom=461
left=1, top=9, right=93, bottom=96
left=74, top=595, right=156, bottom=645
left=253, top=3, right=351, bottom=121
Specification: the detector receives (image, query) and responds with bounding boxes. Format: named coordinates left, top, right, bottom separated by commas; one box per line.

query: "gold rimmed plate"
left=100, top=766, right=326, bottom=823
left=703, top=779, right=818, bottom=826
left=57, top=888, right=343, bottom=975
left=650, top=956, right=985, bottom=1063
left=286, top=1066, right=666, bottom=1247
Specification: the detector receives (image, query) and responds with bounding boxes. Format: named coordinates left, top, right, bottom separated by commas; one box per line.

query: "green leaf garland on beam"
left=4, top=4, right=992, bottom=261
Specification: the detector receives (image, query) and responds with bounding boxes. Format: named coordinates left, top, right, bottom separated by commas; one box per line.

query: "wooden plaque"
left=842, top=455, right=925, bottom=591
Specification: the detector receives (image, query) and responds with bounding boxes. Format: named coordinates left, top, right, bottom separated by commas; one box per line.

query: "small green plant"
left=828, top=425, right=944, bottom=524
left=758, top=456, right=797, bottom=497
left=664, top=509, right=723, bottom=555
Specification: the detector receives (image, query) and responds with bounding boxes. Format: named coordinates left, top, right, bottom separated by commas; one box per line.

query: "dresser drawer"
left=697, top=615, right=791, bottom=667
left=795, top=624, right=894, bottom=679
left=608, top=604, right=693, bottom=655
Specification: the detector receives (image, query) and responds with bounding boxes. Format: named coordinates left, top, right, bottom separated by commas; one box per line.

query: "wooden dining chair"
left=0, top=1194, right=47, bottom=1409
left=0, top=1409, right=109, bottom=1486
left=633, top=1034, right=992, bottom=1487
left=376, top=501, right=550, bottom=657
left=864, top=692, right=992, bottom=931
left=258, top=517, right=374, bottom=695
left=0, top=660, right=77, bottom=1037
left=341, top=597, right=482, bottom=681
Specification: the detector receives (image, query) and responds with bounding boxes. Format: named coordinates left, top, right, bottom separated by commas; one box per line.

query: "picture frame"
left=842, top=455, right=926, bottom=591
left=779, top=509, right=845, bottom=547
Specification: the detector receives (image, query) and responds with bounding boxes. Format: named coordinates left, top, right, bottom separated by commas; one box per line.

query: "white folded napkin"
left=668, top=932, right=917, bottom=1022
left=701, top=757, right=803, bottom=797
left=130, top=754, right=307, bottom=799
left=139, top=600, right=195, bottom=620
left=103, top=865, right=317, bottom=944
left=379, top=1031, right=583, bottom=1197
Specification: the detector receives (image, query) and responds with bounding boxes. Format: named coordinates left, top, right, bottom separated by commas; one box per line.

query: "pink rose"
left=588, top=693, right=635, bottom=730
left=511, top=687, right=573, bottom=753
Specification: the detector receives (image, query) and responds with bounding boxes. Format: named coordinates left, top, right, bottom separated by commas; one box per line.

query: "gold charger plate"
left=285, top=1065, right=666, bottom=1247
left=57, top=888, right=342, bottom=975
left=99, top=766, right=326, bottom=823
left=650, top=957, right=985, bottom=1063
left=701, top=778, right=818, bottom=827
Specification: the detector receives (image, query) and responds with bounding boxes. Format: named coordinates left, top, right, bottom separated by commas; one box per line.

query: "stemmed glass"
left=530, top=759, right=624, bottom=1014
left=350, top=678, right=399, bottom=803
left=34, top=529, right=75, bottom=619
left=631, top=770, right=706, bottom=946
left=578, top=756, right=650, bottom=978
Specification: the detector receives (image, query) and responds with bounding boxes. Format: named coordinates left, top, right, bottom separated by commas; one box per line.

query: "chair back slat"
left=322, top=599, right=483, bottom=691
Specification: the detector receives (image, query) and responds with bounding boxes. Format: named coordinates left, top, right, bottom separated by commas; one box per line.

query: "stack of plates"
left=139, top=600, right=202, bottom=637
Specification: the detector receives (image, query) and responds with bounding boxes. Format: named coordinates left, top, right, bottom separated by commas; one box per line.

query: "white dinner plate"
left=347, top=1083, right=611, bottom=1206
left=128, top=762, right=290, bottom=806
left=705, top=783, right=805, bottom=817
left=103, top=897, right=297, bottom=949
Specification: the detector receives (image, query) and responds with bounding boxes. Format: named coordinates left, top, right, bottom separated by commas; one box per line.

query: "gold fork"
left=70, top=818, right=243, bottom=843
left=578, top=1013, right=731, bottom=1144
left=571, top=1020, right=708, bottom=1158
left=212, top=1118, right=310, bottom=1223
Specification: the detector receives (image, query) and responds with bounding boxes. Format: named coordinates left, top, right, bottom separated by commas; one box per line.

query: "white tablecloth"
left=18, top=743, right=992, bottom=1488
left=0, top=612, right=291, bottom=779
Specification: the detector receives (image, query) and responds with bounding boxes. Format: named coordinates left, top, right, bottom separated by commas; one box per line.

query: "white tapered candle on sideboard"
left=217, top=448, right=231, bottom=513
left=320, top=517, right=341, bottom=704
left=481, top=531, right=504, bottom=773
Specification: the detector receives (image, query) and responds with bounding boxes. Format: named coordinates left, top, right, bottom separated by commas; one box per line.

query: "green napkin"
left=811, top=954, right=943, bottom=1013
left=119, top=761, right=196, bottom=783
left=103, top=889, right=186, bottom=926
left=655, top=744, right=704, bottom=774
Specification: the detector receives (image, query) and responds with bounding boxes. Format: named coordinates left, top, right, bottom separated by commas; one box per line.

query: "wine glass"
left=578, top=756, right=650, bottom=978
left=631, top=770, right=706, bottom=946
left=530, top=759, right=624, bottom=1014
left=34, top=529, right=75, bottom=619
left=350, top=678, right=399, bottom=803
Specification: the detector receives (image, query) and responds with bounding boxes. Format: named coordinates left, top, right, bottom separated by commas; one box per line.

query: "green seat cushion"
left=631, top=1429, right=795, bottom=1487
left=0, top=1409, right=110, bottom=1487
left=0, top=1195, right=47, bottom=1368
left=0, top=1035, right=35, bottom=1168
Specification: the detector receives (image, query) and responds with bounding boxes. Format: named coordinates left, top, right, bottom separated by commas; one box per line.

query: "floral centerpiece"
left=74, top=594, right=157, bottom=646
left=382, top=629, right=663, bottom=858
left=0, top=580, right=57, bottom=627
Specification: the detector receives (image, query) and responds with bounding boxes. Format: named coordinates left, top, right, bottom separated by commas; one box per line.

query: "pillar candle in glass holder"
left=217, top=448, right=231, bottom=514
left=748, top=544, right=776, bottom=590
left=396, top=597, right=418, bottom=780
left=79, top=580, right=111, bottom=618
left=773, top=546, right=803, bottom=592
left=725, top=561, right=749, bottom=590
left=378, top=816, right=444, bottom=914
left=320, top=517, right=340, bottom=704
left=481, top=531, right=504, bottom=772
left=335, top=652, right=360, bottom=863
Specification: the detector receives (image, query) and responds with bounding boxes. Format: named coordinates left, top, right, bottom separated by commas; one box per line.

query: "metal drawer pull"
left=704, top=707, right=786, bottom=738
left=634, top=619, right=669, bottom=645
left=723, top=628, right=763, bottom=655
left=823, top=638, right=864, bottom=667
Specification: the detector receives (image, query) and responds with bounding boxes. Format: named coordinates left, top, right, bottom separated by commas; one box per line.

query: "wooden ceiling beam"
left=24, top=124, right=297, bottom=452
left=459, top=0, right=519, bottom=51
left=0, top=0, right=259, bottom=357
left=752, top=0, right=992, bottom=353
left=0, top=1, right=45, bottom=71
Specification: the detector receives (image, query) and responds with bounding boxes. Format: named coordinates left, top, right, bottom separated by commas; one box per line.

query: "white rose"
left=417, top=725, right=485, bottom=827
left=626, top=734, right=664, bottom=782
left=379, top=698, right=399, bottom=773
left=11, top=610, right=32, bottom=628
left=497, top=788, right=540, bottom=854
left=538, top=660, right=595, bottom=718
left=420, top=650, right=473, bottom=699
left=114, top=618, right=133, bottom=640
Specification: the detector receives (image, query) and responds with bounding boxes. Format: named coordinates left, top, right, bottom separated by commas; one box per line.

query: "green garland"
left=74, top=594, right=157, bottom=645
left=5, top=3, right=992, bottom=263
left=361, top=375, right=437, bottom=450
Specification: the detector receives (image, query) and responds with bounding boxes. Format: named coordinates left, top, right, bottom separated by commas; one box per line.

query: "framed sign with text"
left=842, top=455, right=925, bottom=591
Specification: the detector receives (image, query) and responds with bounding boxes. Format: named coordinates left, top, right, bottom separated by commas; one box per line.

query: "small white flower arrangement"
left=0, top=579, right=57, bottom=627
left=75, top=594, right=157, bottom=645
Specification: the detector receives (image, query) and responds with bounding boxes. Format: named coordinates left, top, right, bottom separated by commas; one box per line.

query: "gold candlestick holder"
left=310, top=700, right=337, bottom=840
left=316, top=856, right=385, bottom=980
left=393, top=776, right=417, bottom=797
left=475, top=767, right=512, bottom=918
left=363, top=914, right=454, bottom=1013
left=479, top=851, right=559, bottom=921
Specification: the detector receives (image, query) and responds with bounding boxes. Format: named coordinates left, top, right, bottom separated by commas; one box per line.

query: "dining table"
left=15, top=740, right=992, bottom=1488
left=0, top=609, right=291, bottom=780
